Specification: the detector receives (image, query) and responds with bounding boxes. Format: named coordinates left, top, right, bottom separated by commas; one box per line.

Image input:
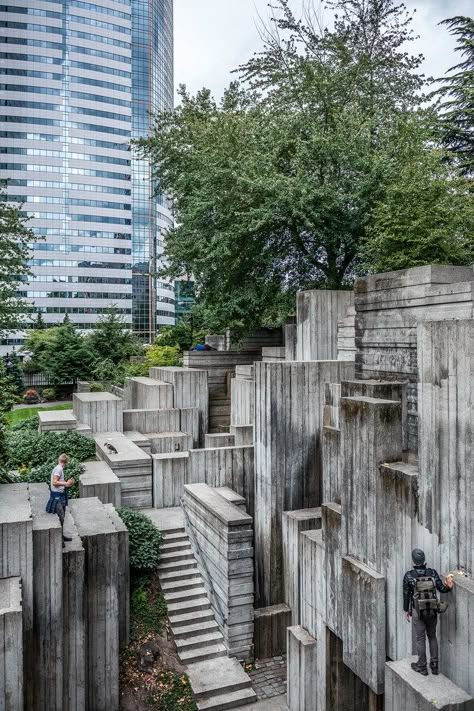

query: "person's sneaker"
left=63, top=535, right=72, bottom=542
left=411, top=662, right=428, bottom=676
left=430, top=663, right=439, bottom=676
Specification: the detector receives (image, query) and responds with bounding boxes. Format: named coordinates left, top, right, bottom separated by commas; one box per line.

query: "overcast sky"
left=173, top=0, right=472, bottom=104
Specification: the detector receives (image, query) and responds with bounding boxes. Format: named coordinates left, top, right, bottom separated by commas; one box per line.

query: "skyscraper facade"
left=0, top=0, right=174, bottom=354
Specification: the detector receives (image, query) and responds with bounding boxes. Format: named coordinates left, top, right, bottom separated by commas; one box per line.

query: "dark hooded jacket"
left=403, top=564, right=451, bottom=613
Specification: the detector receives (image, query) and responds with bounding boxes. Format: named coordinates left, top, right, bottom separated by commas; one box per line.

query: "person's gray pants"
left=413, top=608, right=438, bottom=667
left=56, top=500, right=65, bottom=527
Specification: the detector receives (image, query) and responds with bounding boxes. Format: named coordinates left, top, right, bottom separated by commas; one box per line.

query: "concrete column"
left=103, top=505, right=130, bottom=650
left=124, top=376, right=174, bottom=410
left=418, top=319, right=474, bottom=576
left=296, top=290, right=354, bottom=361
left=123, top=407, right=180, bottom=434
left=439, top=575, right=474, bottom=697
left=0, top=577, right=23, bottom=711
left=152, top=452, right=189, bottom=509
left=323, top=503, right=343, bottom=638
left=287, top=625, right=318, bottom=711
left=254, top=604, right=291, bottom=658
left=73, top=392, right=123, bottom=433
left=254, top=360, right=354, bottom=606
left=79, top=461, right=121, bottom=508
left=230, top=373, right=254, bottom=426
left=149, top=367, right=208, bottom=445
left=285, top=323, right=297, bottom=361
left=188, top=446, right=254, bottom=516
left=282, top=508, right=321, bottom=625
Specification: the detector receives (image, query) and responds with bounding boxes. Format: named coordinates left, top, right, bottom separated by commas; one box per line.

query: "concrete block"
left=285, top=323, right=297, bottom=361
left=152, top=452, right=189, bottom=509
left=300, top=530, right=325, bottom=640
left=262, top=346, right=286, bottom=361
left=205, top=334, right=226, bottom=350
left=385, top=657, right=474, bottom=711
left=69, top=498, right=120, bottom=711
left=149, top=367, right=208, bottom=445
left=123, top=407, right=180, bottom=434
left=62, top=509, right=86, bottom=711
left=147, top=431, right=193, bottom=455
left=282, top=508, right=321, bottom=625
left=215, top=487, right=247, bottom=510
left=29, top=484, right=63, bottom=711
left=296, top=290, right=354, bottom=361
left=79, top=461, right=121, bottom=508
left=124, top=376, right=174, bottom=410
left=103, top=504, right=129, bottom=649
left=254, top=360, right=354, bottom=606
left=76, top=422, right=93, bottom=438
left=254, top=604, right=291, bottom=658
left=38, top=409, right=77, bottom=433
left=179, top=407, right=200, bottom=448
left=0, top=577, right=23, bottom=711
left=95, top=433, right=152, bottom=509
left=124, top=430, right=151, bottom=454
left=204, top=433, right=236, bottom=449
left=322, top=503, right=343, bottom=638
left=230, top=373, right=254, bottom=426
left=287, top=625, right=317, bottom=711
left=342, top=556, right=385, bottom=695
left=230, top=424, right=253, bottom=446
left=440, top=575, right=474, bottom=697
left=73, top=392, right=123, bottom=433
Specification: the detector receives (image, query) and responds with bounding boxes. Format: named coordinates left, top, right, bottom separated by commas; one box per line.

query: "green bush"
left=89, top=382, right=104, bottom=392
left=117, top=507, right=163, bottom=572
left=22, top=458, right=83, bottom=498
left=130, top=582, right=167, bottom=641
left=5, top=429, right=96, bottom=469
left=42, top=388, right=56, bottom=401
left=11, top=414, right=39, bottom=432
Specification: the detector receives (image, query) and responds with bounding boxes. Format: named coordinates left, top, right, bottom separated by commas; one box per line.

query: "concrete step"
left=169, top=609, right=215, bottom=628
left=161, top=578, right=204, bottom=593
left=159, top=567, right=201, bottom=582
left=179, top=642, right=227, bottom=664
left=175, top=631, right=224, bottom=651
left=167, top=596, right=211, bottom=615
left=159, top=548, right=194, bottom=563
left=187, top=657, right=253, bottom=699
left=172, top=620, right=220, bottom=639
left=163, top=530, right=188, bottom=543
left=163, top=586, right=207, bottom=603
left=160, top=526, right=186, bottom=536
left=197, top=688, right=257, bottom=711
left=161, top=540, right=191, bottom=552
left=158, top=559, right=198, bottom=573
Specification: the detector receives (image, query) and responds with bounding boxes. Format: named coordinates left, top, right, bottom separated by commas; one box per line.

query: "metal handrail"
left=181, top=496, right=227, bottom=625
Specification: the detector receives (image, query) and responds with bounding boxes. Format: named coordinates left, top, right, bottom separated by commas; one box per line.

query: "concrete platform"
left=140, top=506, right=184, bottom=532
left=187, top=656, right=256, bottom=709
left=73, top=392, right=123, bottom=433
left=80, top=460, right=121, bottom=507
left=124, top=376, right=174, bottom=410
left=124, top=431, right=151, bottom=455
left=38, top=409, right=77, bottom=432
left=147, top=431, right=193, bottom=455
left=95, top=432, right=152, bottom=509
left=385, top=657, right=474, bottom=711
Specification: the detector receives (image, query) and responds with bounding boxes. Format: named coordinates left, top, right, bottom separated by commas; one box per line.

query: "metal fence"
left=23, top=373, right=76, bottom=387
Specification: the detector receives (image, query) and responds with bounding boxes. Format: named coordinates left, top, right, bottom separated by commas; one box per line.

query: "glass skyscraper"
left=0, top=0, right=174, bottom=354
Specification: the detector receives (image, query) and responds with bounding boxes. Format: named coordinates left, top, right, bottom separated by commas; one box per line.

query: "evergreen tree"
left=0, top=360, right=17, bottom=465
left=4, top=350, right=24, bottom=395
left=40, top=320, right=94, bottom=383
left=34, top=311, right=46, bottom=330
left=88, top=307, right=141, bottom=365
left=436, top=16, right=474, bottom=174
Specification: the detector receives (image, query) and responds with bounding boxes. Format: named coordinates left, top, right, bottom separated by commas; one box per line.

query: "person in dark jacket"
left=403, top=548, right=453, bottom=675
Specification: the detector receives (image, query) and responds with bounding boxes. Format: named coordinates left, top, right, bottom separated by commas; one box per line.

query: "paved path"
left=234, top=695, right=287, bottom=710
left=249, top=655, right=287, bottom=700
left=13, top=401, right=72, bottom=410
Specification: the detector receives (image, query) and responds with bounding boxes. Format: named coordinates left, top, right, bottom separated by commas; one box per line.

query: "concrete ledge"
left=124, top=377, right=174, bottom=410
left=95, top=433, right=152, bottom=509
left=287, top=625, right=317, bottom=711
left=254, top=604, right=291, bottom=658
left=123, top=408, right=180, bottom=435
left=204, top=433, right=236, bottom=449
left=230, top=424, right=253, bottom=446
left=282, top=508, right=321, bottom=625
left=385, top=657, right=474, bottom=711
left=215, top=487, right=247, bottom=510
left=147, top=431, right=193, bottom=455
left=80, top=461, right=121, bottom=507
left=124, top=431, right=151, bottom=455
left=0, top=576, right=23, bottom=711
left=73, top=392, right=123, bottom=433
left=38, top=409, right=77, bottom=433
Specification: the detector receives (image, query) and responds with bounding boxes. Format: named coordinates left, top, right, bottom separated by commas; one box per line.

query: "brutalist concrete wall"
left=440, top=576, right=474, bottom=697
left=124, top=377, right=174, bottom=411
left=230, top=370, right=254, bottom=427
left=0, top=577, right=23, bottom=711
left=282, top=509, right=321, bottom=625
left=287, top=625, right=318, bottom=711
left=73, top=392, right=123, bottom=433
left=183, top=483, right=254, bottom=660
left=296, top=290, right=354, bottom=361
left=123, top=407, right=180, bottom=434
left=254, top=360, right=354, bottom=607
left=354, top=265, right=474, bottom=452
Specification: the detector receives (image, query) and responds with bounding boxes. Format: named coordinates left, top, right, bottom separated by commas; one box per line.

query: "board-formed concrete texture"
left=282, top=508, right=321, bottom=625
left=79, top=460, right=122, bottom=507
left=254, top=359, right=354, bottom=606
left=385, top=658, right=474, bottom=711
left=95, top=432, right=153, bottom=508
left=147, top=431, right=193, bottom=455
left=124, top=430, right=152, bottom=454
left=152, top=452, right=189, bottom=509
left=183, top=483, right=254, bottom=660
left=230, top=367, right=254, bottom=426
left=204, top=433, right=236, bottom=449
left=440, top=575, right=474, bottom=697
left=73, top=391, right=123, bottom=433
left=230, top=424, right=253, bottom=446
left=103, top=504, right=130, bottom=649
left=149, top=366, right=209, bottom=445
left=38, top=408, right=77, bottom=433
left=124, top=376, right=174, bottom=411
left=296, top=289, right=354, bottom=361
left=123, top=407, right=181, bottom=434
left=287, top=625, right=318, bottom=711
left=342, top=556, right=385, bottom=695
left=69, top=498, right=120, bottom=711
left=254, top=604, right=292, bottom=658
left=0, top=576, right=23, bottom=711
left=28, top=484, right=63, bottom=711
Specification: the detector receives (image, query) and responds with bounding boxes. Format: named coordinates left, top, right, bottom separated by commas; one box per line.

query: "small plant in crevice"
left=147, top=671, right=197, bottom=711
left=130, top=578, right=168, bottom=642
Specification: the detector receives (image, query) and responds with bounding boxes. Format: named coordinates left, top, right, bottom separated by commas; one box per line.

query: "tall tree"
left=436, top=16, right=474, bottom=175
left=0, top=184, right=38, bottom=334
left=39, top=319, right=94, bottom=384
left=139, top=0, right=426, bottom=333
left=34, top=311, right=46, bottom=330
left=87, top=307, right=141, bottom=365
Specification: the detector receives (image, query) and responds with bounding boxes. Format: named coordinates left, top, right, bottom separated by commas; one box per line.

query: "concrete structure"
left=282, top=508, right=321, bottom=625
left=38, top=409, right=78, bottom=433
left=0, top=577, right=23, bottom=711
left=287, top=625, right=317, bottom=711
left=123, top=407, right=180, bottom=434
left=230, top=424, right=253, bottom=447
left=152, top=452, right=189, bottom=509
left=0, top=0, right=174, bottom=355
left=95, top=432, right=152, bottom=508
left=79, top=460, right=122, bottom=507
left=147, top=431, right=193, bottom=455
left=230, top=365, right=254, bottom=427
left=205, top=433, right=236, bottom=449
left=124, top=377, right=174, bottom=411
left=254, top=604, right=292, bottom=658
left=296, top=290, right=354, bottom=361
left=150, top=367, right=209, bottom=445
left=73, top=392, right=123, bottom=433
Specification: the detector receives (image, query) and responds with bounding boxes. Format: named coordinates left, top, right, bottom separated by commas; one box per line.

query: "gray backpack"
left=414, top=576, right=448, bottom=618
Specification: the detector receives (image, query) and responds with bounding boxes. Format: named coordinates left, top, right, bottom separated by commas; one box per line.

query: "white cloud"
left=173, top=0, right=472, bottom=103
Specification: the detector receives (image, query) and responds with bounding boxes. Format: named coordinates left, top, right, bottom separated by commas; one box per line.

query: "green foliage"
left=41, top=388, right=56, bottom=401
left=21, top=327, right=58, bottom=373
left=138, top=0, right=427, bottom=332
left=5, top=429, right=96, bottom=469
left=0, top=183, right=39, bottom=335
left=91, top=358, right=127, bottom=387
left=155, top=315, right=208, bottom=352
left=87, top=307, right=141, bottom=366
left=148, top=671, right=196, bottom=711
left=10, top=414, right=39, bottom=431
left=130, top=581, right=167, bottom=641
left=0, top=360, right=18, bottom=464
left=124, top=345, right=181, bottom=378
left=436, top=16, right=474, bottom=175
left=35, top=320, right=94, bottom=383
left=89, top=382, right=104, bottom=392
left=117, top=507, right=163, bottom=572
left=34, top=311, right=46, bottom=330
left=22, top=458, right=83, bottom=498
left=4, top=351, right=24, bottom=395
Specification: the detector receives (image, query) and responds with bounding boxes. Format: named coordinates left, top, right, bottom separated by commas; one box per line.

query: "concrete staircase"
left=157, top=518, right=257, bottom=709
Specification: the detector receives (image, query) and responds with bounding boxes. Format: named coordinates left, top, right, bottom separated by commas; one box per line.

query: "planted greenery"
left=148, top=672, right=196, bottom=711
left=5, top=429, right=96, bottom=469
left=130, top=580, right=167, bottom=641
left=22, top=458, right=83, bottom=498
left=117, top=507, right=163, bottom=572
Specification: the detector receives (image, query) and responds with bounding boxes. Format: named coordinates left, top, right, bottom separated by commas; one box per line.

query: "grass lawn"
left=6, top=403, right=73, bottom=428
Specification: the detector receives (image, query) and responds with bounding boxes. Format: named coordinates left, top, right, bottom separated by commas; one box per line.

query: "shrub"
left=117, top=507, right=162, bottom=572
left=22, top=458, right=83, bottom=498
left=11, top=414, right=39, bottom=432
left=5, top=429, right=96, bottom=469
left=23, top=389, right=39, bottom=404
left=89, top=382, right=104, bottom=392
left=42, top=388, right=56, bottom=401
